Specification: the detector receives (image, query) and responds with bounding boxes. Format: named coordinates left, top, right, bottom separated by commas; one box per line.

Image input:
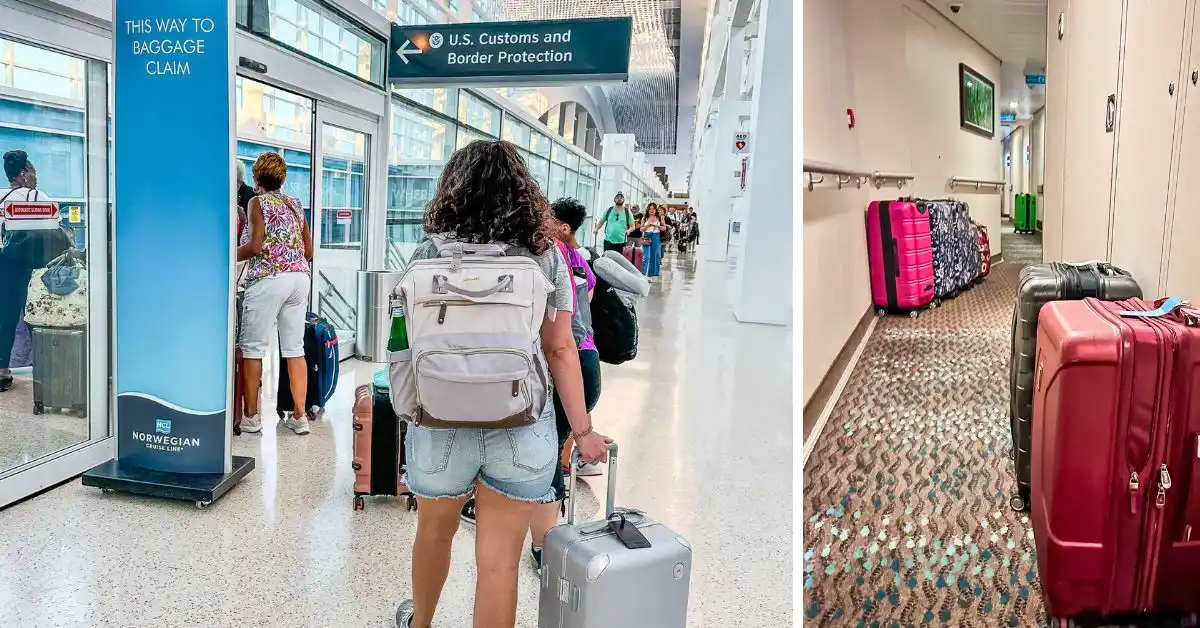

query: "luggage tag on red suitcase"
left=607, top=511, right=652, bottom=549
left=1116, top=296, right=1188, bottom=318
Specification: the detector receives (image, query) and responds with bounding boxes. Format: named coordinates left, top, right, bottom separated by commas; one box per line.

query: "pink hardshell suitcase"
left=866, top=200, right=935, bottom=317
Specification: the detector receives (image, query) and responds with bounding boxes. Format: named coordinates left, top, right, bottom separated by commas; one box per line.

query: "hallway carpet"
left=1001, top=226, right=1043, bottom=266
left=802, top=260, right=1199, bottom=627
left=803, top=263, right=1037, bottom=626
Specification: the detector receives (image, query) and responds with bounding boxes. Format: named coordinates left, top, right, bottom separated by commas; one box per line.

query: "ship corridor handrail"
left=803, top=160, right=913, bottom=191
left=948, top=176, right=1005, bottom=192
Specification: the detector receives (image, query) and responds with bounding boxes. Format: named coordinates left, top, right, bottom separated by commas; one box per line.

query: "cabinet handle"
left=1192, top=70, right=1198, bottom=86
left=1170, top=82, right=1177, bottom=96
left=1106, top=94, right=1116, bottom=133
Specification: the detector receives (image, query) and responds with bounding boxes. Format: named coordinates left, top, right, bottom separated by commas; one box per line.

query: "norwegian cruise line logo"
left=132, top=418, right=199, bottom=454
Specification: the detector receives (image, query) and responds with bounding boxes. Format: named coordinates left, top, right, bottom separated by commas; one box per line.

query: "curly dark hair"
left=424, top=140, right=555, bottom=255
left=550, top=197, right=588, bottom=233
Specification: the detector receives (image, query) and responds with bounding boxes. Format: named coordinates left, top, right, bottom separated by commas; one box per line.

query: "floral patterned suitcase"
left=925, top=199, right=981, bottom=298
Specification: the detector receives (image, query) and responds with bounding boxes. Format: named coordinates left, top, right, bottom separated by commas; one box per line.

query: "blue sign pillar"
left=83, top=0, right=253, bottom=506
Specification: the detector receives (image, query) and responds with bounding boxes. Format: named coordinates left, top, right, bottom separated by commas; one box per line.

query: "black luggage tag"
left=607, top=512, right=651, bottom=549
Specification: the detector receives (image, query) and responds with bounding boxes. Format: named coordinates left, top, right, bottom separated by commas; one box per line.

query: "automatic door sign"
left=3, top=200, right=60, bottom=231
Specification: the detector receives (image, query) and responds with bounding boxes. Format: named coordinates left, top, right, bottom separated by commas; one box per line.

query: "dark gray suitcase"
left=539, top=442, right=692, bottom=628
left=31, top=326, right=87, bottom=417
left=1007, top=262, right=1140, bottom=511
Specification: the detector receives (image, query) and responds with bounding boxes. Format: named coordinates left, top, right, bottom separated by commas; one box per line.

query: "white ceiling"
left=927, top=0, right=1048, bottom=122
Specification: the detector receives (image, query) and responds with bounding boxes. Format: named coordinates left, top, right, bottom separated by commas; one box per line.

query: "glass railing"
left=316, top=269, right=355, bottom=332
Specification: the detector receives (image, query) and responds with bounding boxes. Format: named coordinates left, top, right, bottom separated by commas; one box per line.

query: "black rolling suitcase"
left=1007, top=262, right=1141, bottom=511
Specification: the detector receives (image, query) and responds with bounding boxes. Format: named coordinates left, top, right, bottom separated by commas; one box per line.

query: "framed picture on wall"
left=959, top=63, right=995, bottom=139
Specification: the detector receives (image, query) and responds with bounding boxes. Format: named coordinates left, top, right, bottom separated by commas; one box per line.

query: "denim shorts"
left=403, top=406, right=559, bottom=504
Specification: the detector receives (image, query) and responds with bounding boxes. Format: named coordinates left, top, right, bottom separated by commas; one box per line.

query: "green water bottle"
left=387, top=298, right=409, bottom=352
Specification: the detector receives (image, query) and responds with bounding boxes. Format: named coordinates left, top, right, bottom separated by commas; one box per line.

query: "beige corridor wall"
left=1031, top=109, right=1046, bottom=222
left=803, top=0, right=1003, bottom=405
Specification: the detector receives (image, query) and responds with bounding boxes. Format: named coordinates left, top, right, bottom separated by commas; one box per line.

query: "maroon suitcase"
left=1033, top=297, right=1200, bottom=622
left=622, top=245, right=644, bottom=271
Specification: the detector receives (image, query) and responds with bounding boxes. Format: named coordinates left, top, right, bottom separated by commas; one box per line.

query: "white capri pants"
left=239, top=272, right=310, bottom=360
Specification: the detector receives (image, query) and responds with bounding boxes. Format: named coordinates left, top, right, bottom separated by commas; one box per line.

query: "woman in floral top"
left=236, top=152, right=313, bottom=435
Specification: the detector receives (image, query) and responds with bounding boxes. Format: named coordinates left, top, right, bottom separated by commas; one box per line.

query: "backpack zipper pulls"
left=438, top=302, right=447, bottom=324
left=1130, top=472, right=1140, bottom=514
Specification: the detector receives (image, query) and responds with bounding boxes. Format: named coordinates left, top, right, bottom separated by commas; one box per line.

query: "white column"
left=698, top=25, right=748, bottom=262
left=733, top=0, right=792, bottom=326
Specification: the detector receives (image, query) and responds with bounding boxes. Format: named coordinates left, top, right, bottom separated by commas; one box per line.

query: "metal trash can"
left=356, top=270, right=404, bottom=363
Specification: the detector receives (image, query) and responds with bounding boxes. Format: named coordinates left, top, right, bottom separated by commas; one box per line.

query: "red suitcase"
left=1033, top=297, right=1200, bottom=621
left=622, top=245, right=644, bottom=271
left=865, top=200, right=934, bottom=316
left=974, top=223, right=991, bottom=279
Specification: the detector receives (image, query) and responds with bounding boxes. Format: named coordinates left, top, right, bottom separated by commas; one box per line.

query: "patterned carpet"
left=803, top=236, right=1200, bottom=627
left=804, top=262, right=1038, bottom=627
left=1001, top=227, right=1044, bottom=266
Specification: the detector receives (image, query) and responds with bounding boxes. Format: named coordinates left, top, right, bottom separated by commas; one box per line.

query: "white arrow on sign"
left=397, top=39, right=422, bottom=65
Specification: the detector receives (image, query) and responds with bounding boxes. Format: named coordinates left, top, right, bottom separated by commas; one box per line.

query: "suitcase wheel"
left=876, top=308, right=887, bottom=317
left=908, top=310, right=919, bottom=319
left=1008, top=494, right=1026, bottom=512
left=353, top=496, right=365, bottom=512
left=33, top=402, right=43, bottom=415
left=195, top=500, right=211, bottom=510
left=403, top=493, right=418, bottom=511
left=930, top=300, right=940, bottom=309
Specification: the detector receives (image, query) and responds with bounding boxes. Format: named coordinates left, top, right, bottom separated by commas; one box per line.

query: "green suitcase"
left=1014, top=194, right=1036, bottom=233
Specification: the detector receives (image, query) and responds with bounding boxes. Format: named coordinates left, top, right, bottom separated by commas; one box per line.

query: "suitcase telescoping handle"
left=567, top=441, right=619, bottom=526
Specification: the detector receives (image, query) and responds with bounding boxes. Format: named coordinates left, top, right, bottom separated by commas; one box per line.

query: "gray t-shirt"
left=408, top=237, right=573, bottom=426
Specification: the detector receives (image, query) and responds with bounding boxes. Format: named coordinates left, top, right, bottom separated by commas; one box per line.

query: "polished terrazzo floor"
left=0, top=252, right=794, bottom=628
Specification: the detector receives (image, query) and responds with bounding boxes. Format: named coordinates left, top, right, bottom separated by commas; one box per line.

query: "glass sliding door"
left=0, top=34, right=113, bottom=508
left=311, top=106, right=376, bottom=355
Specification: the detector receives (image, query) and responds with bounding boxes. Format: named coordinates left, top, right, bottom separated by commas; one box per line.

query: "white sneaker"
left=284, top=414, right=310, bottom=435
left=240, top=414, right=263, bottom=433
left=575, top=461, right=603, bottom=477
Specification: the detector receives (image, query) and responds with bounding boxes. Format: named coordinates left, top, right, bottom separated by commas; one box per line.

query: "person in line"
left=394, top=141, right=611, bottom=628
left=236, top=161, right=255, bottom=230
left=536, top=197, right=603, bottom=570
left=592, top=192, right=634, bottom=253
left=0, top=150, right=69, bottom=392
left=236, top=152, right=313, bottom=435
left=639, top=202, right=665, bottom=281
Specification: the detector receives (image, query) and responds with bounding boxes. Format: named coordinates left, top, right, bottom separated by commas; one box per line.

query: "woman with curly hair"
left=394, top=140, right=612, bottom=628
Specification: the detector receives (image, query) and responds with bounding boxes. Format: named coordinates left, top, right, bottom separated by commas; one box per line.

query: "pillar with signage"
left=733, top=0, right=791, bottom=326
left=82, top=0, right=253, bottom=506
left=699, top=24, right=750, bottom=263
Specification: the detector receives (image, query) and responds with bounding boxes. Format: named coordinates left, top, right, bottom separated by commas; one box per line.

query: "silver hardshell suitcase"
left=538, top=442, right=692, bottom=628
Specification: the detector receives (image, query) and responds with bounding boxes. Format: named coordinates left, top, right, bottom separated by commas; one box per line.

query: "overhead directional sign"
left=1025, top=73, right=1046, bottom=85
left=388, top=17, right=633, bottom=87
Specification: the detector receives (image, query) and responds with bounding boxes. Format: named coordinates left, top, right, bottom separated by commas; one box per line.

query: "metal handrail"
left=317, top=292, right=352, bottom=331
left=803, top=160, right=870, bottom=192
left=870, top=171, right=914, bottom=190
left=803, top=160, right=913, bottom=191
left=948, top=176, right=1006, bottom=191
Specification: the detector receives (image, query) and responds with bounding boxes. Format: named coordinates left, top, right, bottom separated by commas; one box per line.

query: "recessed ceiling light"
left=1009, top=102, right=1019, bottom=110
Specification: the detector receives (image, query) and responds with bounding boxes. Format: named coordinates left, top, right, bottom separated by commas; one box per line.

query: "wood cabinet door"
left=1059, top=0, right=1123, bottom=263
left=1041, top=0, right=1070, bottom=262
left=1108, top=0, right=1190, bottom=293
left=1163, top=3, right=1200, bottom=299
